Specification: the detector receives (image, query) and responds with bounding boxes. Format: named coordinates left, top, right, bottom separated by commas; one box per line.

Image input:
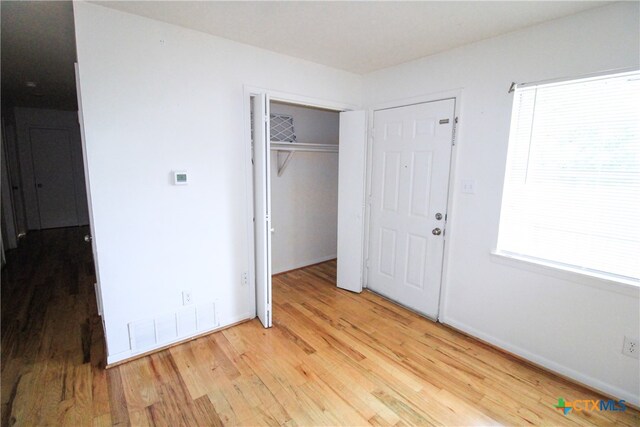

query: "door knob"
left=84, top=235, right=92, bottom=242
left=432, top=228, right=442, bottom=236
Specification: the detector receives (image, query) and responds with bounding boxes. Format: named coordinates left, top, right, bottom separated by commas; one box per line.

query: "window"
left=497, top=70, right=640, bottom=283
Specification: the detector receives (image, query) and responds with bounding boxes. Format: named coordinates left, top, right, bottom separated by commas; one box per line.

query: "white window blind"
left=497, top=71, right=640, bottom=283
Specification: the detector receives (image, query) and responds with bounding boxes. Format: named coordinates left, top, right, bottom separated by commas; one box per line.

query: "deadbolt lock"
left=435, top=213, right=443, bottom=220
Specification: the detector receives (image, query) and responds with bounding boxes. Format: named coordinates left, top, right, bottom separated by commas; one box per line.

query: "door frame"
left=242, top=85, right=359, bottom=320
left=13, top=107, right=89, bottom=231
left=1, top=126, right=18, bottom=249
left=364, top=89, right=464, bottom=321
left=28, top=126, right=81, bottom=229
left=75, top=63, right=106, bottom=322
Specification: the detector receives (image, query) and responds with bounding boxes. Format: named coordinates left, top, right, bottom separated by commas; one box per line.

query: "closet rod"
left=270, top=142, right=338, bottom=153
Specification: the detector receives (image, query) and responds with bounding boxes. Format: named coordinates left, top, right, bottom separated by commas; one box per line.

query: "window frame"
left=495, top=68, right=640, bottom=289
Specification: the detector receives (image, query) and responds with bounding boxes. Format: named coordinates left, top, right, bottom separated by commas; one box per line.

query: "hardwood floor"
left=2, top=228, right=638, bottom=426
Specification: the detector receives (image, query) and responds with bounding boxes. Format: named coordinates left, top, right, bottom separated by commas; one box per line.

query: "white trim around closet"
left=242, top=85, right=360, bottom=320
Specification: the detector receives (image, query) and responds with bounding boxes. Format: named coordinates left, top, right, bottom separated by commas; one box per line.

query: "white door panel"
left=253, top=94, right=272, bottom=328
left=368, top=100, right=455, bottom=318
left=337, top=110, right=366, bottom=293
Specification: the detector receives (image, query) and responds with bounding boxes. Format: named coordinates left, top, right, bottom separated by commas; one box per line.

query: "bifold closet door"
left=253, top=93, right=272, bottom=328
left=337, top=110, right=366, bottom=293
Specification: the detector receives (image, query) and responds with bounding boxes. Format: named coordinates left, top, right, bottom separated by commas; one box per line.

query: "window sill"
left=490, top=250, right=640, bottom=297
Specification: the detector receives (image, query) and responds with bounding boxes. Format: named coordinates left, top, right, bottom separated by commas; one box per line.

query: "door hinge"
left=264, top=115, right=269, bottom=123
left=452, top=117, right=458, bottom=146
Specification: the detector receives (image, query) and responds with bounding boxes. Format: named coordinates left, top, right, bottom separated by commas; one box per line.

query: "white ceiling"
left=94, top=1, right=609, bottom=74
left=1, top=1, right=611, bottom=111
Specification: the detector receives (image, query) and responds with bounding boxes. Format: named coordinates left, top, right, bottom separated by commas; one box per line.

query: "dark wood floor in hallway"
left=1, top=228, right=638, bottom=426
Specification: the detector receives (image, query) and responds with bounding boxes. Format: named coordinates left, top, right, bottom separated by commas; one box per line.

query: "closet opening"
left=269, top=100, right=340, bottom=276
left=268, top=100, right=342, bottom=326
left=248, top=91, right=366, bottom=328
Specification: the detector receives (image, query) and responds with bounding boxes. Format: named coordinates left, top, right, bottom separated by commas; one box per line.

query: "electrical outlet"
left=241, top=272, right=248, bottom=286
left=622, top=336, right=639, bottom=359
left=182, top=291, right=192, bottom=305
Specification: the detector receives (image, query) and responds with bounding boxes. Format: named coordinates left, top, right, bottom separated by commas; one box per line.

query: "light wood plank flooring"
left=2, top=228, right=638, bottom=426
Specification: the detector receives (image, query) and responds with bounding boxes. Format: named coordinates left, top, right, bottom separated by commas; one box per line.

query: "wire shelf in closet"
left=270, top=142, right=338, bottom=153
left=268, top=112, right=338, bottom=176
left=270, top=142, right=338, bottom=177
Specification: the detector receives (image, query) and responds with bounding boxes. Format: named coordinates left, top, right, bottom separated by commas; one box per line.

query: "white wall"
left=270, top=102, right=339, bottom=274
left=13, top=107, right=89, bottom=229
left=73, top=2, right=361, bottom=363
left=363, top=2, right=640, bottom=404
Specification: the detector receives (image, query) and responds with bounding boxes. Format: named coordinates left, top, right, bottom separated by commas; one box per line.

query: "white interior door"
left=368, top=99, right=455, bottom=319
left=30, top=127, right=79, bottom=229
left=253, top=93, right=272, bottom=328
left=337, top=110, right=366, bottom=292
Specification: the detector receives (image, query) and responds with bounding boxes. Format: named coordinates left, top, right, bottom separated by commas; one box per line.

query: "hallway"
left=1, top=227, right=103, bottom=425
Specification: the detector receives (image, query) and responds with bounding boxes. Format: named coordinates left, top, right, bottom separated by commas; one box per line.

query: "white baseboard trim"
left=272, top=254, right=337, bottom=275
left=442, top=316, right=639, bottom=407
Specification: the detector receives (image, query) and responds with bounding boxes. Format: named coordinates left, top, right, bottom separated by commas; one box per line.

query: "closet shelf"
left=270, top=142, right=338, bottom=153
left=270, top=142, right=338, bottom=177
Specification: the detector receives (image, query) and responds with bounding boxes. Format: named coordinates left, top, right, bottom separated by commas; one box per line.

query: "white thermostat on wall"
left=173, top=171, right=188, bottom=185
